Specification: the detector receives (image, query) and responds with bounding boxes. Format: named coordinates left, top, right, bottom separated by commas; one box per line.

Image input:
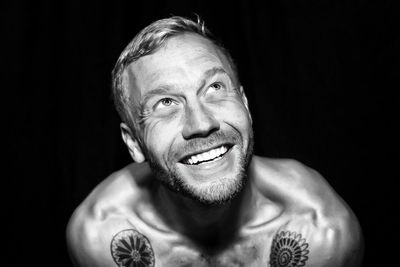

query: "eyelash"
left=152, top=82, right=226, bottom=110
left=210, top=82, right=224, bottom=90
left=160, top=98, right=174, bottom=106
left=154, top=97, right=177, bottom=109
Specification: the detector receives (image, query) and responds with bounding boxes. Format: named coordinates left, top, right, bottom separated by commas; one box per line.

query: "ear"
left=239, top=85, right=252, bottom=124
left=120, top=123, right=146, bottom=163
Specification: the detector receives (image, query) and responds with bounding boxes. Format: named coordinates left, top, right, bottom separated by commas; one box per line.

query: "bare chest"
left=158, top=239, right=270, bottom=267
left=142, top=229, right=276, bottom=267
left=109, top=222, right=313, bottom=267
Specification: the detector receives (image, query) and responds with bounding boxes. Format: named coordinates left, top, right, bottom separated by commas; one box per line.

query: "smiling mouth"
left=181, top=145, right=231, bottom=165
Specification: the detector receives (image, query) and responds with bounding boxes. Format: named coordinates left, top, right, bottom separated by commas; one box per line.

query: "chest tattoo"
left=110, top=229, right=155, bottom=267
left=269, top=231, right=309, bottom=267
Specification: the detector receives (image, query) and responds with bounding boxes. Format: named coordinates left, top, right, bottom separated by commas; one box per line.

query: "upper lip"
left=178, top=143, right=233, bottom=163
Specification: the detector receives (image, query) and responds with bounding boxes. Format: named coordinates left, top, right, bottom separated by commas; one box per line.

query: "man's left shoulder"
left=251, top=156, right=355, bottom=216
left=250, top=156, right=364, bottom=266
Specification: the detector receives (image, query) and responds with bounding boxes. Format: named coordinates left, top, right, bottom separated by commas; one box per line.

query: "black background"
left=4, top=0, right=398, bottom=266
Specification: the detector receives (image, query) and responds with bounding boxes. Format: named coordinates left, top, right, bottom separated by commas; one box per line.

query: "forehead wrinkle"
left=131, top=35, right=237, bottom=114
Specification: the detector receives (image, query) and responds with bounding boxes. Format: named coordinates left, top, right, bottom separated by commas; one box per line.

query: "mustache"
left=172, top=130, right=241, bottom=160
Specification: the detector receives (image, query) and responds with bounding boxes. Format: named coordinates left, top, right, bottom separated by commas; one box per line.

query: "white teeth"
left=184, top=146, right=229, bottom=165
left=198, top=154, right=204, bottom=162
left=210, top=149, right=216, bottom=159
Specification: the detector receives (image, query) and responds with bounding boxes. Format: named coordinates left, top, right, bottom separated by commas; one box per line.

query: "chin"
left=177, top=170, right=247, bottom=205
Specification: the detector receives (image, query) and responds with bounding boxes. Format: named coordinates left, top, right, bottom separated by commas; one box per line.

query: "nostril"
left=183, top=125, right=219, bottom=140
left=182, top=107, right=220, bottom=140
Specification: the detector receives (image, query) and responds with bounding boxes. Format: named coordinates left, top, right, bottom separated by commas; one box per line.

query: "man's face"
left=123, top=33, right=253, bottom=204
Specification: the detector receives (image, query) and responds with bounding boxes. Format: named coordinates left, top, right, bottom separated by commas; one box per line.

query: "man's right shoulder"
left=66, top=162, right=153, bottom=267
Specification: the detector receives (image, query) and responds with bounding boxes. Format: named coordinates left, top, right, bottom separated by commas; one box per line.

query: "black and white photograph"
left=4, top=0, right=398, bottom=266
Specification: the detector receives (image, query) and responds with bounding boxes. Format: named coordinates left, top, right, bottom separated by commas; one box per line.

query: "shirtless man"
left=67, top=16, right=363, bottom=267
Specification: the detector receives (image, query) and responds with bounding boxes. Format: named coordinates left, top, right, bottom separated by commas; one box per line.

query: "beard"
left=146, top=128, right=254, bottom=205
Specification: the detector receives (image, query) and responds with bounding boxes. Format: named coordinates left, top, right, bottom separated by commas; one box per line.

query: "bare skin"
left=67, top=33, right=363, bottom=266
left=67, top=157, right=363, bottom=267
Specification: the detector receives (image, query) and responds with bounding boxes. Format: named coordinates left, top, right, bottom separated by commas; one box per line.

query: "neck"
left=153, top=181, right=253, bottom=250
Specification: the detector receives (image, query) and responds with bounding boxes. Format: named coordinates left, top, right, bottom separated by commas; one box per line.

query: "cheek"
left=142, top=119, right=181, bottom=160
left=216, top=101, right=252, bottom=130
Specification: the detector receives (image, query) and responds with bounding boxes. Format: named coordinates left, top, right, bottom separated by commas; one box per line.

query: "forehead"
left=122, top=33, right=234, bottom=99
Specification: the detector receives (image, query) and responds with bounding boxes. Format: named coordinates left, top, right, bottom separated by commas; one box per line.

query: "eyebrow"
left=139, top=67, right=231, bottom=108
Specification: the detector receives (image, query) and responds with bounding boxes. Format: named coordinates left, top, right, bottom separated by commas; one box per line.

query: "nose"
left=182, top=102, right=220, bottom=139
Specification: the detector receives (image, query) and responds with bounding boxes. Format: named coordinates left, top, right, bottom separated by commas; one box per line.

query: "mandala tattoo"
left=110, top=229, right=155, bottom=267
left=269, top=231, right=309, bottom=267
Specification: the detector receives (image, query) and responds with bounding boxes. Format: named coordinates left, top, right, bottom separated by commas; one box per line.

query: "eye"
left=210, top=82, right=223, bottom=91
left=154, top=97, right=177, bottom=110
left=160, top=98, right=173, bottom=106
